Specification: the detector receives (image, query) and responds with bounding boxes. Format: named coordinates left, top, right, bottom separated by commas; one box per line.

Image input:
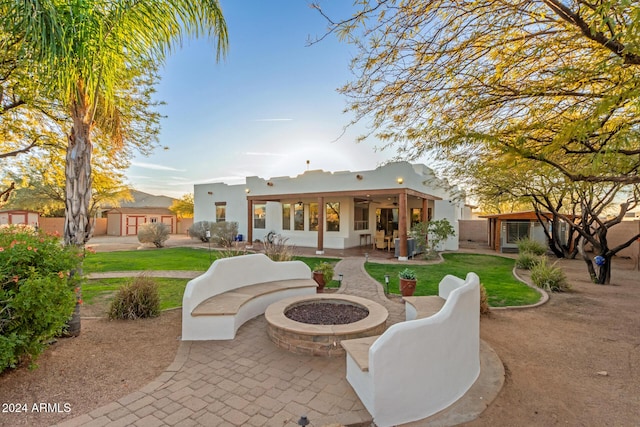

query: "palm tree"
left=0, top=0, right=228, bottom=246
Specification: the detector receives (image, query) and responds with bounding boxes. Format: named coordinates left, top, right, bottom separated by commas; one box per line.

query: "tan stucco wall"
left=459, top=220, right=488, bottom=243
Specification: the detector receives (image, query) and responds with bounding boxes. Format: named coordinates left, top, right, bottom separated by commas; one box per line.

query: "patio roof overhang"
left=245, top=187, right=442, bottom=203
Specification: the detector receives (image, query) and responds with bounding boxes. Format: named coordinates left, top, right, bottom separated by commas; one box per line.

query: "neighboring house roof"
left=102, top=190, right=176, bottom=210
left=105, top=207, right=174, bottom=215
left=120, top=190, right=176, bottom=209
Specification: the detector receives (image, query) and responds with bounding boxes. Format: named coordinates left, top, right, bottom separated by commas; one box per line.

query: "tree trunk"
left=63, top=95, right=94, bottom=336
left=64, top=105, right=93, bottom=246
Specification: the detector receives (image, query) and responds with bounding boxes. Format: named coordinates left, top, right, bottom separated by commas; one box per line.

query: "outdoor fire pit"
left=265, top=294, right=388, bottom=357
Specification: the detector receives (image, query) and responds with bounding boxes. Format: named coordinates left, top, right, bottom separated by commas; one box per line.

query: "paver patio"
left=59, top=253, right=503, bottom=427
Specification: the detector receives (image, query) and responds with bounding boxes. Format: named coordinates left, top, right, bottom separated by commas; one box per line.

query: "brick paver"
left=54, top=253, right=502, bottom=426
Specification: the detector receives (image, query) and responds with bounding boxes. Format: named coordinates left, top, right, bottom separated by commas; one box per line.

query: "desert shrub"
left=263, top=233, right=295, bottom=261
left=189, top=221, right=214, bottom=242
left=530, top=257, right=570, bottom=292
left=0, top=225, right=80, bottom=372
left=137, top=222, right=170, bottom=248
left=210, top=221, right=238, bottom=246
left=108, top=275, right=160, bottom=320
left=517, top=238, right=547, bottom=256
left=479, top=283, right=491, bottom=316
left=515, top=251, right=541, bottom=269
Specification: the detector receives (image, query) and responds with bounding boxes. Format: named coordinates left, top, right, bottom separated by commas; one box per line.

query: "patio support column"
left=247, top=199, right=253, bottom=246
left=422, top=198, right=428, bottom=222
left=316, top=196, right=324, bottom=255
left=398, top=191, right=408, bottom=260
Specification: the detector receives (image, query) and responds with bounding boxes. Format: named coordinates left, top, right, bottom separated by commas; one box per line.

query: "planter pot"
left=313, top=271, right=325, bottom=293
left=399, top=278, right=417, bottom=297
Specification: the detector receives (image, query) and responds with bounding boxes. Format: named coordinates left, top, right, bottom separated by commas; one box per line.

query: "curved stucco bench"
left=340, top=272, right=480, bottom=427
left=181, top=254, right=317, bottom=340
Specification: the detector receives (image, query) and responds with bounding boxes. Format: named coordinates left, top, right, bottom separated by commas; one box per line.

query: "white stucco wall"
left=194, top=162, right=466, bottom=250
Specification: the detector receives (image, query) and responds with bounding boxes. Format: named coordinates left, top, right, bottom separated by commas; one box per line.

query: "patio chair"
left=375, top=230, right=387, bottom=250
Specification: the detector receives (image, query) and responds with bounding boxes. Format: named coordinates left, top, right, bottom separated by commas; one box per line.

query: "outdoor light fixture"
left=298, top=415, right=309, bottom=426
left=207, top=191, right=213, bottom=195
left=267, top=181, right=274, bottom=186
left=338, top=274, right=344, bottom=285
left=365, top=252, right=369, bottom=263
left=397, top=177, right=404, bottom=184
left=356, top=174, right=363, bottom=180
left=245, top=188, right=250, bottom=194
left=384, top=274, right=390, bottom=294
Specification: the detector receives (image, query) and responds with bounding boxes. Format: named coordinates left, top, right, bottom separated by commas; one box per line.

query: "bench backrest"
left=367, top=272, right=480, bottom=427
left=182, top=253, right=312, bottom=313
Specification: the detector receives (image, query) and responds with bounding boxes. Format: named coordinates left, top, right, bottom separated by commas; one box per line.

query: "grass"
left=81, top=250, right=342, bottom=311
left=83, top=247, right=339, bottom=274
left=84, top=277, right=189, bottom=311
left=365, top=253, right=541, bottom=307
left=83, top=250, right=536, bottom=310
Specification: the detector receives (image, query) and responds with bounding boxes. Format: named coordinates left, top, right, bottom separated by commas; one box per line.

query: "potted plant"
left=398, top=268, right=417, bottom=297
left=312, top=262, right=334, bottom=293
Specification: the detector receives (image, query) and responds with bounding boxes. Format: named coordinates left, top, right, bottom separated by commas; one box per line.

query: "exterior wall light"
left=397, top=177, right=404, bottom=184
left=207, top=191, right=213, bottom=195
left=245, top=188, right=250, bottom=194
left=267, top=181, right=274, bottom=186
left=356, top=174, right=363, bottom=180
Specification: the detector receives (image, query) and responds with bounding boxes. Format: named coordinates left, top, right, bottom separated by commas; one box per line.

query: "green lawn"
left=365, top=253, right=541, bottom=307
left=82, top=250, right=341, bottom=311
left=83, top=250, right=535, bottom=310
left=84, top=277, right=189, bottom=311
left=83, top=247, right=340, bottom=274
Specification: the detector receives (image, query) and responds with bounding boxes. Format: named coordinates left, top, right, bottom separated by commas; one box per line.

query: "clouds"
left=130, top=161, right=185, bottom=172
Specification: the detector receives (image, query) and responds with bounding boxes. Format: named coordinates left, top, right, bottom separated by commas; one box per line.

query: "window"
left=354, top=204, right=369, bottom=230
left=282, top=203, right=291, bottom=230
left=253, top=204, right=266, bottom=229
left=294, top=203, right=304, bottom=230
left=326, top=202, right=340, bottom=231
left=411, top=208, right=422, bottom=226
left=309, top=203, right=319, bottom=231
left=506, top=221, right=530, bottom=244
left=215, top=202, right=226, bottom=222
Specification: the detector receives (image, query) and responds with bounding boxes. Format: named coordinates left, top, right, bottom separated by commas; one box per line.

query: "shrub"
left=189, top=221, right=214, bottom=242
left=108, top=275, right=160, bottom=320
left=0, top=225, right=81, bottom=372
left=479, top=283, right=491, bottom=316
left=263, top=233, right=295, bottom=261
left=210, top=221, right=238, bottom=246
left=137, top=223, right=170, bottom=248
left=530, top=257, right=570, bottom=292
left=517, top=238, right=547, bottom=256
left=515, top=251, right=541, bottom=269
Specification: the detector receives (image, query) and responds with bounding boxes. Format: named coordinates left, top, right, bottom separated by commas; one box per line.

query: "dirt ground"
left=0, top=240, right=638, bottom=426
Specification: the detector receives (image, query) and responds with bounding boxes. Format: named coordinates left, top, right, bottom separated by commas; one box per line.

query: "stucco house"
left=0, top=210, right=39, bottom=227
left=194, top=162, right=470, bottom=260
left=104, top=190, right=177, bottom=236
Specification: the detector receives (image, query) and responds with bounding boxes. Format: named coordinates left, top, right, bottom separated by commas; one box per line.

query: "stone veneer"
left=265, top=294, right=388, bottom=357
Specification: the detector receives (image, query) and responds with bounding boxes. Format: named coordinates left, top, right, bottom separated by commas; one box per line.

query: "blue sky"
left=127, top=1, right=396, bottom=198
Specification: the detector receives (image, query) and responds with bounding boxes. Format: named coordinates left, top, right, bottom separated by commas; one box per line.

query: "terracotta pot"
left=313, top=271, right=325, bottom=293
left=399, top=278, right=417, bottom=297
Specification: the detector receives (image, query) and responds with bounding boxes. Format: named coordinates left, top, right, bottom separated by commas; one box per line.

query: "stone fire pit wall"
left=265, top=294, right=389, bottom=357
